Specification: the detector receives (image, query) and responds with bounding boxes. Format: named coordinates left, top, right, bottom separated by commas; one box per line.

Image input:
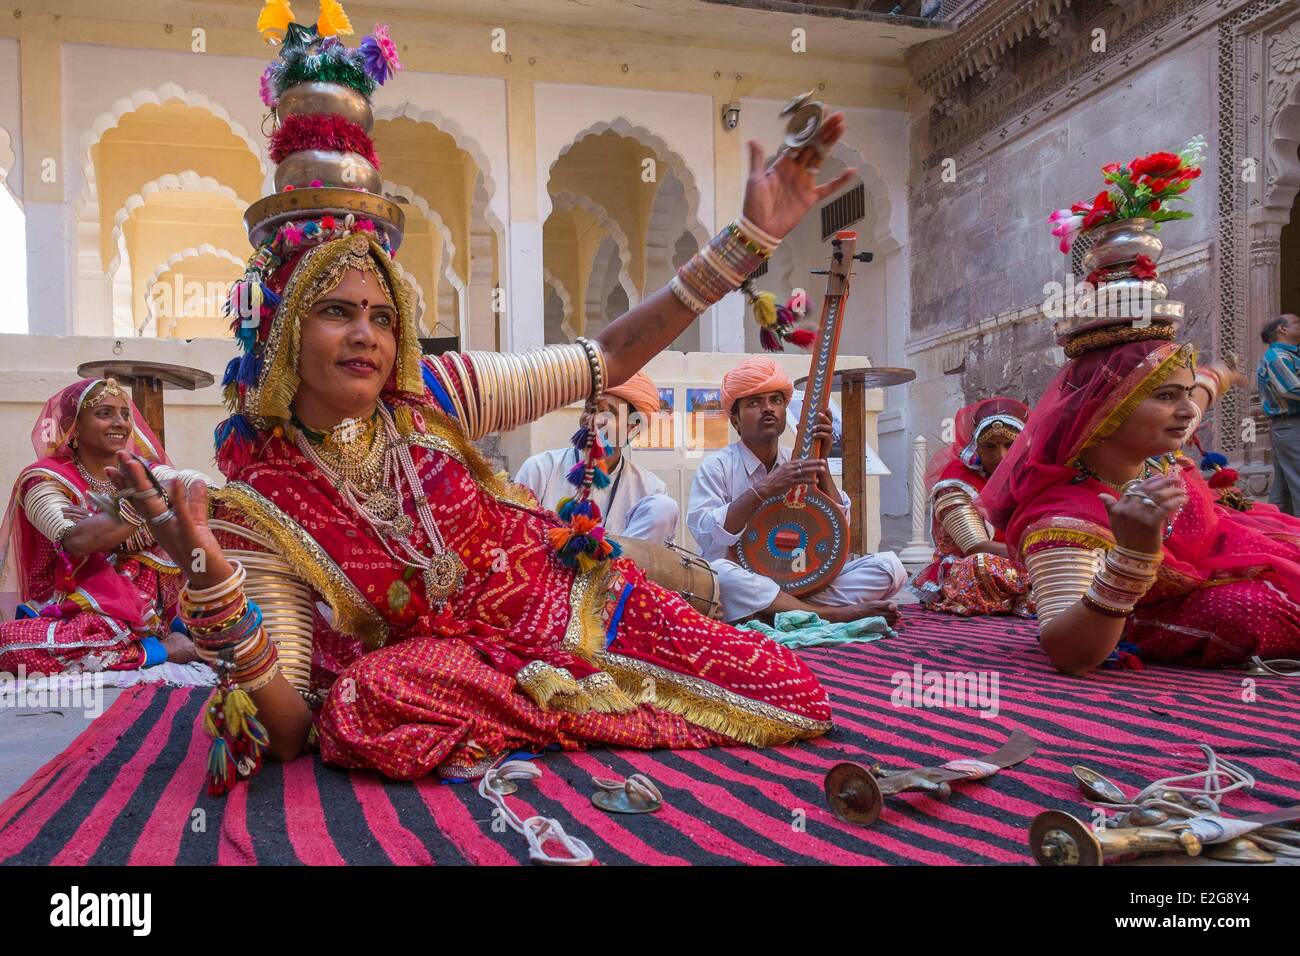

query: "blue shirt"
left=1256, top=342, right=1300, bottom=418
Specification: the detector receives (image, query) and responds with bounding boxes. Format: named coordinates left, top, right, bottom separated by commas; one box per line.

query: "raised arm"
left=597, top=115, right=854, bottom=387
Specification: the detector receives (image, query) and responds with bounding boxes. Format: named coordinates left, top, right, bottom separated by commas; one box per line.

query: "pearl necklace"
left=296, top=406, right=464, bottom=605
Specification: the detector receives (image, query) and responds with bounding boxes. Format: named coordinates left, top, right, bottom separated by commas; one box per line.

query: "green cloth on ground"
left=738, top=610, right=895, bottom=648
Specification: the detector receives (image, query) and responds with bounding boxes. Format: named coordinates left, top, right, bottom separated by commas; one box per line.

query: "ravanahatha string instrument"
left=735, top=231, right=871, bottom=596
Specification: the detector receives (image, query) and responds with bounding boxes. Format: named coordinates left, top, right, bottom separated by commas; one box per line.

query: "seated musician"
left=514, top=371, right=678, bottom=544
left=687, top=357, right=906, bottom=625
left=911, top=397, right=1033, bottom=617
left=0, top=379, right=207, bottom=674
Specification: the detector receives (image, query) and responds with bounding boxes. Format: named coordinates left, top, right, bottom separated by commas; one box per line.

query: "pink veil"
left=0, top=379, right=170, bottom=616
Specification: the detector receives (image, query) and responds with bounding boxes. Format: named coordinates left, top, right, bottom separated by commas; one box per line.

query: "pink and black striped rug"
left=2, top=607, right=1297, bottom=865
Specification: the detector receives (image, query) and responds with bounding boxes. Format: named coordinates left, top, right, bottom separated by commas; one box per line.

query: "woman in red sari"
left=981, top=338, right=1300, bottom=674
left=0, top=379, right=203, bottom=674
left=912, top=397, right=1032, bottom=616
left=104, top=17, right=856, bottom=790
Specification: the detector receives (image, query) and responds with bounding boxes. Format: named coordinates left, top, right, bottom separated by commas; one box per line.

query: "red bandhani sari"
left=213, top=370, right=831, bottom=780
left=912, top=398, right=1033, bottom=617
left=0, top=381, right=180, bottom=674
left=981, top=340, right=1300, bottom=666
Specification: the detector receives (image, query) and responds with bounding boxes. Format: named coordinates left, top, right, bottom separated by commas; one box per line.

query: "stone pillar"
left=504, top=79, right=543, bottom=352
left=1243, top=222, right=1284, bottom=467
left=898, top=434, right=933, bottom=570
left=465, top=222, right=497, bottom=349
left=20, top=19, right=70, bottom=335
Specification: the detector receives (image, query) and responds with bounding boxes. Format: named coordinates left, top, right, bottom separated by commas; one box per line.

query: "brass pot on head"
left=1079, top=218, right=1165, bottom=275
left=275, top=82, right=374, bottom=131
left=273, top=150, right=382, bottom=194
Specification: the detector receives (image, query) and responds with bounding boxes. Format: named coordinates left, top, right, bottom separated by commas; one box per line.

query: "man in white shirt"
left=688, top=357, right=905, bottom=624
left=514, top=371, right=678, bottom=544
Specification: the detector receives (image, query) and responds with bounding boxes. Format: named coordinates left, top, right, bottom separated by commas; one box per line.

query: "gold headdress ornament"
left=80, top=377, right=127, bottom=412
left=1046, top=137, right=1206, bottom=358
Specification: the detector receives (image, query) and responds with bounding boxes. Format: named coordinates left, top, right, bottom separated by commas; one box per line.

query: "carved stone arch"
left=106, top=171, right=246, bottom=276
left=1265, top=57, right=1300, bottom=219
left=381, top=180, right=462, bottom=338
left=544, top=116, right=709, bottom=250
left=76, top=84, right=269, bottom=224
left=141, top=243, right=245, bottom=336
left=551, top=190, right=639, bottom=308
left=542, top=268, right=575, bottom=344
left=372, top=103, right=507, bottom=244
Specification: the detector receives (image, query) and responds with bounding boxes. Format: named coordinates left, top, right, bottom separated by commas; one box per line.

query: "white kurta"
left=513, top=447, right=679, bottom=545
left=687, top=441, right=906, bottom=622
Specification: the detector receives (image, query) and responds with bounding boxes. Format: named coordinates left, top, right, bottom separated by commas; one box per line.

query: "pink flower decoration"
left=259, top=66, right=278, bottom=109
left=309, top=179, right=323, bottom=188
left=1048, top=209, right=1084, bottom=254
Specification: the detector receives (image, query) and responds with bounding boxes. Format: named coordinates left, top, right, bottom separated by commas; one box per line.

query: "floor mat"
left=2, top=607, right=1296, bottom=865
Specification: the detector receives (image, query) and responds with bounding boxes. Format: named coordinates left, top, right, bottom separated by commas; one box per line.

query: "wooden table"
left=75, top=361, right=215, bottom=447
left=795, top=366, right=915, bottom=555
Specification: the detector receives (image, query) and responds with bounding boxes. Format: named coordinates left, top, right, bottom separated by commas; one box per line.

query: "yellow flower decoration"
left=256, top=0, right=296, bottom=45
left=316, top=0, right=354, bottom=37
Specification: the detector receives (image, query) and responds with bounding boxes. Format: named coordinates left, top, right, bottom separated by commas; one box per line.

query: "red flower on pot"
left=1130, top=152, right=1182, bottom=177
left=1081, top=190, right=1115, bottom=229
left=1130, top=254, right=1158, bottom=280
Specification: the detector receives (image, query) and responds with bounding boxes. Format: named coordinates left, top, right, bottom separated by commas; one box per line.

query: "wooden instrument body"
left=735, top=231, right=859, bottom=597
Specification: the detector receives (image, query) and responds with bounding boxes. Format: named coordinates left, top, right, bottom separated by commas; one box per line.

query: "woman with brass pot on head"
left=982, top=143, right=1300, bottom=674
left=104, top=7, right=857, bottom=796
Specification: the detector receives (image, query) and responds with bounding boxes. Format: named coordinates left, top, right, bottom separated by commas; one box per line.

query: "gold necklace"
left=299, top=412, right=388, bottom=492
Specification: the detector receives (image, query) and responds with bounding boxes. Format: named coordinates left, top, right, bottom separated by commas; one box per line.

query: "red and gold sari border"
left=1022, top=516, right=1114, bottom=559
left=212, top=481, right=390, bottom=649
left=554, top=562, right=828, bottom=744
left=595, top=650, right=832, bottom=746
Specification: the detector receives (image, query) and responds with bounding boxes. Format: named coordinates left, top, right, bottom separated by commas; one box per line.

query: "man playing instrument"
left=688, top=357, right=905, bottom=625
left=514, top=371, right=679, bottom=544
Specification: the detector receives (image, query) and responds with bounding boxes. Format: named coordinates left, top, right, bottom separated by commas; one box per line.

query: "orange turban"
left=720, top=357, right=793, bottom=414
left=604, top=371, right=662, bottom=418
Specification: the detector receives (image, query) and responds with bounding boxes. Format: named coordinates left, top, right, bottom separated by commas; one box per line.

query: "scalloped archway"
left=544, top=117, right=709, bottom=250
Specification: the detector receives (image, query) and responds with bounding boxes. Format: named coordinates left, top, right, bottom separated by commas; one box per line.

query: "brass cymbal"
left=824, top=762, right=883, bottom=826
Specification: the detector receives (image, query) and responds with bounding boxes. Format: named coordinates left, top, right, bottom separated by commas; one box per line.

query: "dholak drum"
left=611, top=536, right=722, bottom=619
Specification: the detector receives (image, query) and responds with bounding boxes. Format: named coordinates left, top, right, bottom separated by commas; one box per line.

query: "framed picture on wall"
left=632, top=387, right=675, bottom=449
left=685, top=387, right=730, bottom=451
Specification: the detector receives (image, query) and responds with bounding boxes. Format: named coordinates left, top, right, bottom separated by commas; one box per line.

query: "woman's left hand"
left=742, top=112, right=856, bottom=240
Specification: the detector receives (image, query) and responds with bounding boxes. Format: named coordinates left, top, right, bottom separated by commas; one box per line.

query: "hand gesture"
left=757, top=459, right=828, bottom=499
left=105, top=451, right=227, bottom=584
left=810, top=409, right=835, bottom=454
left=742, top=112, right=857, bottom=240
left=1098, top=475, right=1186, bottom=554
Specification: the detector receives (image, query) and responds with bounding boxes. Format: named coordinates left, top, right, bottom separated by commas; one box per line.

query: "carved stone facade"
left=901, top=0, right=1300, bottom=511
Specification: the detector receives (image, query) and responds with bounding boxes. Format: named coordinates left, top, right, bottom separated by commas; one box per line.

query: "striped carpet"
left=2, top=606, right=1297, bottom=865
